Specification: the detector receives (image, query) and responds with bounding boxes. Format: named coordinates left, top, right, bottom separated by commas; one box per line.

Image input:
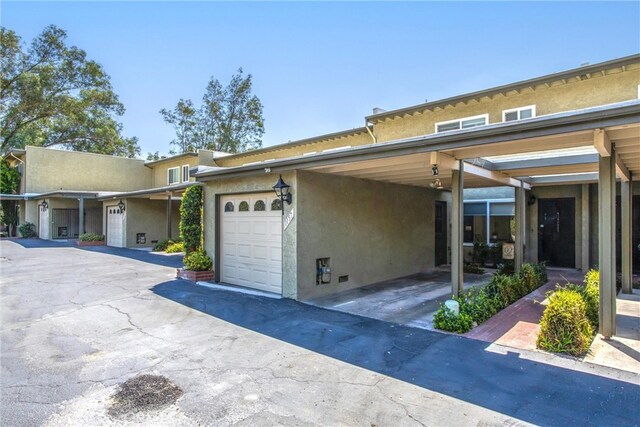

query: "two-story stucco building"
left=188, top=54, right=639, bottom=338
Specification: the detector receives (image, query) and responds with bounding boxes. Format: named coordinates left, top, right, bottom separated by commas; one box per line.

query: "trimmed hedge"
left=179, top=186, right=203, bottom=254
left=165, top=241, right=185, bottom=253
left=18, top=222, right=37, bottom=238
left=184, top=250, right=213, bottom=271
left=434, top=262, right=547, bottom=333
left=79, top=233, right=105, bottom=242
left=537, top=288, right=593, bottom=356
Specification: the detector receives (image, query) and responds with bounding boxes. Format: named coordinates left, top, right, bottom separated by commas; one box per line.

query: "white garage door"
left=106, top=205, right=124, bottom=248
left=220, top=194, right=282, bottom=293
left=38, top=205, right=49, bottom=239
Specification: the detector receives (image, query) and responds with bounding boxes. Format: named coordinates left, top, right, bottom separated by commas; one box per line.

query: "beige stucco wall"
left=202, top=172, right=298, bottom=298
left=295, top=171, right=451, bottom=301
left=149, top=156, right=199, bottom=187
left=215, top=132, right=372, bottom=168
left=107, top=198, right=180, bottom=248
left=24, top=146, right=151, bottom=193
left=373, top=67, right=640, bottom=142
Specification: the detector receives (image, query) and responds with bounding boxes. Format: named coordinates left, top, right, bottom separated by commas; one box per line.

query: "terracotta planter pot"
left=77, top=240, right=106, bottom=247
left=177, top=268, right=214, bottom=283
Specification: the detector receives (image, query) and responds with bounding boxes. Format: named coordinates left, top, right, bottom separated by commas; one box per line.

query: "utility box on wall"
left=316, top=258, right=331, bottom=285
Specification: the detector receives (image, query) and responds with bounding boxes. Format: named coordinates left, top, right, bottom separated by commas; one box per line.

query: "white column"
left=451, top=161, right=464, bottom=297
left=167, top=191, right=173, bottom=240
left=621, top=177, right=633, bottom=294
left=598, top=150, right=616, bottom=338
left=515, top=183, right=525, bottom=272
left=78, top=195, right=85, bottom=236
left=581, top=184, right=590, bottom=271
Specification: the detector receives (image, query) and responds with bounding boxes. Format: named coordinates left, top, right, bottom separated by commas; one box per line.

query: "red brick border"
left=76, top=240, right=106, bottom=247
left=177, top=268, right=214, bottom=282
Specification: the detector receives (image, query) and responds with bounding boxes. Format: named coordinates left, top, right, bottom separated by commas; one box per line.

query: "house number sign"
left=502, top=243, right=515, bottom=260
left=284, top=208, right=295, bottom=231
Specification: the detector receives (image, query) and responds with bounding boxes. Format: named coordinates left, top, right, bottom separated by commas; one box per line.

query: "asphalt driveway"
left=1, top=239, right=639, bottom=426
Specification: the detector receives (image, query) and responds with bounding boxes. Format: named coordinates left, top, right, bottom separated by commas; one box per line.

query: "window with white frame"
left=182, top=165, right=190, bottom=182
left=503, top=105, right=536, bottom=122
left=435, top=114, right=488, bottom=133
left=168, top=167, right=180, bottom=185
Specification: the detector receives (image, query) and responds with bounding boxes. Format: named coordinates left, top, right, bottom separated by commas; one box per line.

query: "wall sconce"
left=527, top=195, right=537, bottom=206
left=40, top=200, right=48, bottom=210
left=431, top=164, right=439, bottom=176
left=117, top=199, right=126, bottom=212
left=272, top=175, right=292, bottom=207
left=430, top=178, right=443, bottom=190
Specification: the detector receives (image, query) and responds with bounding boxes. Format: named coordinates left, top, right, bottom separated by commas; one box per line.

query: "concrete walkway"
left=305, top=267, right=493, bottom=330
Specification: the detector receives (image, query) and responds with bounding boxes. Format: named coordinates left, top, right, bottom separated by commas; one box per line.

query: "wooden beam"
left=616, top=154, right=631, bottom=182
left=463, top=162, right=531, bottom=189
left=594, top=128, right=611, bottom=157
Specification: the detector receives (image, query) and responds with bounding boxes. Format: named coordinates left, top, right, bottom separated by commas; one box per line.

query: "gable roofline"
left=218, top=127, right=370, bottom=160
left=366, top=53, right=640, bottom=123
left=144, top=152, right=198, bottom=166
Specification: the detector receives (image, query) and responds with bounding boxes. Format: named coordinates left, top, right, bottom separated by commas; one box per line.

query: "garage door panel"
left=221, top=194, right=282, bottom=294
left=106, top=205, right=124, bottom=248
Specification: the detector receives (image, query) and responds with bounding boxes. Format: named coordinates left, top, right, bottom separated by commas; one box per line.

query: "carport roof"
left=193, top=100, right=640, bottom=189
left=96, top=182, right=201, bottom=200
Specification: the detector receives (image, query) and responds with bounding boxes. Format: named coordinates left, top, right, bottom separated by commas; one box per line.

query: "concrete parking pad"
left=1, top=240, right=639, bottom=426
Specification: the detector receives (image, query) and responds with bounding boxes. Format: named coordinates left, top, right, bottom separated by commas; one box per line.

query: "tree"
left=146, top=151, right=167, bottom=161
left=161, top=69, right=264, bottom=154
left=0, top=157, right=20, bottom=234
left=0, top=25, right=139, bottom=157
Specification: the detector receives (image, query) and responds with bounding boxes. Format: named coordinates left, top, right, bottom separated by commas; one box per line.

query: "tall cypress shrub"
left=179, top=186, right=203, bottom=254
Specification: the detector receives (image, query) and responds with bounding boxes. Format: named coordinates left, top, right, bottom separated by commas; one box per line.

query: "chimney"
left=372, top=107, right=386, bottom=114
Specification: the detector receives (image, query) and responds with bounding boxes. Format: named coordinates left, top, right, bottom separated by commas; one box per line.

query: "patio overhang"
left=95, top=182, right=200, bottom=201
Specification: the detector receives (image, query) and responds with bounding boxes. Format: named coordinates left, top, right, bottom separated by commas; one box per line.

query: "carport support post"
left=78, top=195, right=84, bottom=236
left=451, top=160, right=464, bottom=297
left=515, top=182, right=525, bottom=272
left=621, top=177, right=632, bottom=294
left=598, top=149, right=616, bottom=338
left=167, top=191, right=173, bottom=240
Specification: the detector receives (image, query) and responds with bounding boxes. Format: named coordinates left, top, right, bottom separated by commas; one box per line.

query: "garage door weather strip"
left=196, top=281, right=282, bottom=299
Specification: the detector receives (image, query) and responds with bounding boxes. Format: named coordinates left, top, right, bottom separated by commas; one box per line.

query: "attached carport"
left=97, top=182, right=197, bottom=248
left=194, top=100, right=640, bottom=338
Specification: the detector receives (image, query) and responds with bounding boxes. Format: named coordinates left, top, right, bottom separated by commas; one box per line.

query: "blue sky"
left=3, top=2, right=639, bottom=157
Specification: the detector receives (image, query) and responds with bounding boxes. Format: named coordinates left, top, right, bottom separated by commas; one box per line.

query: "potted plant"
left=77, top=233, right=106, bottom=246
left=175, top=186, right=214, bottom=282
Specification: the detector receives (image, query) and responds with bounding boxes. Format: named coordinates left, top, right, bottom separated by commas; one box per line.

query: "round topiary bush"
left=183, top=250, right=212, bottom=272
left=537, top=288, right=593, bottom=356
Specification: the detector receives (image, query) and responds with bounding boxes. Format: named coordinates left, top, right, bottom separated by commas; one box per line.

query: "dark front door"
left=538, top=198, right=575, bottom=268
left=435, top=201, right=447, bottom=266
left=616, top=195, right=640, bottom=273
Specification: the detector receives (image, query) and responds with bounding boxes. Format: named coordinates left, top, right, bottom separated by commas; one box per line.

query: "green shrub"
left=496, top=260, right=515, bottom=276
left=184, top=250, right=213, bottom=271
left=582, top=270, right=600, bottom=330
left=537, top=288, right=593, bottom=356
left=464, top=263, right=485, bottom=274
left=79, top=233, right=105, bottom=242
left=433, top=305, right=474, bottom=333
left=165, top=241, right=185, bottom=253
left=472, top=242, right=490, bottom=265
left=18, top=222, right=36, bottom=238
left=153, top=238, right=182, bottom=252
left=433, top=262, right=547, bottom=333
left=179, top=186, right=203, bottom=254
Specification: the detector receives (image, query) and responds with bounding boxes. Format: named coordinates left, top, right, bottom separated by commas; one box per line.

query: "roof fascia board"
left=194, top=102, right=640, bottom=182
left=96, top=182, right=201, bottom=200
left=366, top=54, right=640, bottom=122
left=491, top=153, right=599, bottom=171
left=528, top=173, right=599, bottom=185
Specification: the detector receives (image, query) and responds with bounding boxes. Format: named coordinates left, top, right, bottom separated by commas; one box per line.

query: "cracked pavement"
left=1, top=240, right=639, bottom=426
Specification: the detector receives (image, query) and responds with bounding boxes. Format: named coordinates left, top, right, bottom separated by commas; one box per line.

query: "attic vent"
left=372, top=107, right=386, bottom=114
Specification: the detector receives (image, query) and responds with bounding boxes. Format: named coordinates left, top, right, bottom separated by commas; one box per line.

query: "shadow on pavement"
left=8, top=238, right=184, bottom=268
left=152, top=280, right=639, bottom=426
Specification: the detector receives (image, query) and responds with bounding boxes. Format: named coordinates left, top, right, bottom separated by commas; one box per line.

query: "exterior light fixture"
left=117, top=199, right=126, bottom=212
left=430, top=178, right=443, bottom=190
left=272, top=175, right=292, bottom=206
left=527, top=195, right=537, bottom=206
left=432, top=165, right=439, bottom=176
left=40, top=200, right=48, bottom=210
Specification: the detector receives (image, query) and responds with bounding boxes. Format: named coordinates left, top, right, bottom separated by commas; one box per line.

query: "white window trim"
left=167, top=167, right=180, bottom=185
left=502, top=105, right=536, bottom=122
left=182, top=164, right=190, bottom=183
left=435, top=114, right=489, bottom=133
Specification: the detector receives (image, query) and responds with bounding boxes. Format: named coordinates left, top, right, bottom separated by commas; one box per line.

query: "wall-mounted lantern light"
left=429, top=178, right=444, bottom=190
left=431, top=164, right=439, bottom=176
left=40, top=200, right=48, bottom=210
left=527, top=195, right=537, bottom=206
left=272, top=175, right=292, bottom=206
left=117, top=199, right=126, bottom=212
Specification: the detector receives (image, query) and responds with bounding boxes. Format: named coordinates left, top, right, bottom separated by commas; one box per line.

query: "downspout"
left=365, top=120, right=377, bottom=144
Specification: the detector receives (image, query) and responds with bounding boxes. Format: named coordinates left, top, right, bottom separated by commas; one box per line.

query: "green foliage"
left=165, top=241, right=185, bottom=253
left=153, top=238, right=181, bottom=252
left=496, top=260, right=515, bottom=276
left=433, top=305, right=474, bottom=333
left=537, top=288, right=593, bottom=356
left=464, top=263, right=485, bottom=274
left=582, top=271, right=600, bottom=330
left=160, top=68, right=264, bottom=154
left=18, top=222, right=36, bottom=238
left=0, top=158, right=20, bottom=194
left=471, top=241, right=490, bottom=265
left=79, top=233, right=104, bottom=241
left=433, top=262, right=548, bottom=334
left=183, top=250, right=213, bottom=272
left=179, top=185, right=203, bottom=254
left=1, top=25, right=139, bottom=156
